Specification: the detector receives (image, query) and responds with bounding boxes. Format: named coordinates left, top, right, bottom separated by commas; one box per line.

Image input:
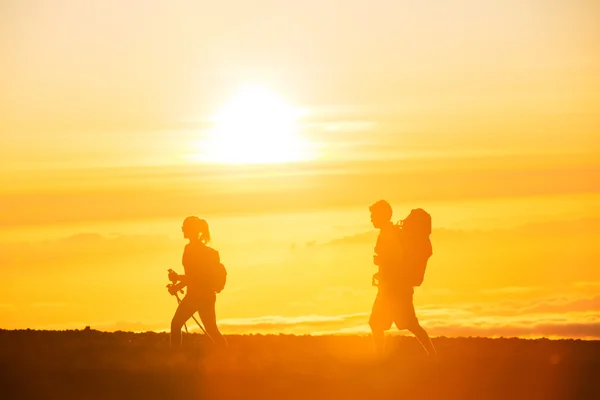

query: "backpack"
left=394, top=208, right=433, bottom=286
left=203, top=247, right=228, bottom=294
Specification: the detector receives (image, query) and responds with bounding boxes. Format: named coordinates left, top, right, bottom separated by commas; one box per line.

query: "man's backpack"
left=395, top=208, right=433, bottom=286
left=204, top=247, right=227, bottom=294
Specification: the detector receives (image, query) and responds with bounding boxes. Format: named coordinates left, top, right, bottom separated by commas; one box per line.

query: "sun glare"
left=196, top=86, right=314, bottom=164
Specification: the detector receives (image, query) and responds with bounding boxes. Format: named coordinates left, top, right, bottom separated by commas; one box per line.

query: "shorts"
left=369, top=285, right=418, bottom=331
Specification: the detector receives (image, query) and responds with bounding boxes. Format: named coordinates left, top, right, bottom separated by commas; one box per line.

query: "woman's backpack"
left=204, top=247, right=227, bottom=294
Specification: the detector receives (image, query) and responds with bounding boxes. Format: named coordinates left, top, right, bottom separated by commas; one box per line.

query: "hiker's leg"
left=396, top=286, right=435, bottom=356
left=170, top=296, right=197, bottom=348
left=369, top=291, right=390, bottom=355
left=370, top=323, right=385, bottom=355
left=408, top=321, right=436, bottom=357
left=199, top=294, right=227, bottom=349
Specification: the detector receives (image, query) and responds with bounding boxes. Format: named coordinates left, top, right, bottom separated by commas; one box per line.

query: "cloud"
left=480, top=286, right=540, bottom=295
left=420, top=293, right=600, bottom=339
left=430, top=293, right=600, bottom=319
left=30, top=291, right=600, bottom=339
left=519, top=296, right=600, bottom=314
left=30, top=302, right=71, bottom=309
left=315, top=324, right=371, bottom=336
left=215, top=292, right=600, bottom=339
left=219, top=312, right=368, bottom=327
left=424, top=318, right=600, bottom=340
left=218, top=310, right=600, bottom=339
left=3, top=163, right=600, bottom=227
left=218, top=312, right=369, bottom=335
left=318, top=231, right=376, bottom=247
left=314, top=217, right=600, bottom=249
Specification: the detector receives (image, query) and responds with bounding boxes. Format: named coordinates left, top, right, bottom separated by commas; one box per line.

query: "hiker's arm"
left=173, top=273, right=190, bottom=284
left=168, top=269, right=189, bottom=284
left=373, top=252, right=402, bottom=267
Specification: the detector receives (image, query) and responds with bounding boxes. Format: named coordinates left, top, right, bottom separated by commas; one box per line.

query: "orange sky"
left=1, top=0, right=599, bottom=338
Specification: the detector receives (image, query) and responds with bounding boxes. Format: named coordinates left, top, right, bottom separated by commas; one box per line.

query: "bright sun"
left=197, top=86, right=314, bottom=164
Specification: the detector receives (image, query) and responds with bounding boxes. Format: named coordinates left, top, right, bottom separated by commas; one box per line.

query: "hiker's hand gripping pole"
left=167, top=268, right=189, bottom=334
left=372, top=272, right=380, bottom=287
left=166, top=282, right=189, bottom=334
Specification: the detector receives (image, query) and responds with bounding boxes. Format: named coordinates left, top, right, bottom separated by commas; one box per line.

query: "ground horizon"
left=4, top=328, right=600, bottom=342
left=2, top=329, right=599, bottom=399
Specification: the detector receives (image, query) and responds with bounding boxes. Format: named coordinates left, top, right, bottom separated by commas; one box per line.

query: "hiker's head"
left=182, top=216, right=211, bottom=243
left=369, top=200, right=392, bottom=228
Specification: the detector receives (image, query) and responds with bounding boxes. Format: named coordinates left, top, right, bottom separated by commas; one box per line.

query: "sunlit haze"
left=1, top=0, right=599, bottom=340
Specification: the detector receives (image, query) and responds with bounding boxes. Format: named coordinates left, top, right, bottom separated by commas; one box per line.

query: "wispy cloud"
left=317, top=231, right=375, bottom=247
left=424, top=318, right=600, bottom=340
left=218, top=312, right=369, bottom=335
left=29, top=292, right=600, bottom=339
left=519, top=296, right=600, bottom=315
left=215, top=293, right=600, bottom=339
left=313, top=217, right=600, bottom=248
left=480, top=287, right=541, bottom=295
left=3, top=164, right=599, bottom=228
left=30, top=302, right=71, bottom=309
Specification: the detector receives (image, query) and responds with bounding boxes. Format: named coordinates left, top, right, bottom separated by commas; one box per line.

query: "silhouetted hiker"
left=368, top=200, right=436, bottom=357
left=168, top=216, right=228, bottom=350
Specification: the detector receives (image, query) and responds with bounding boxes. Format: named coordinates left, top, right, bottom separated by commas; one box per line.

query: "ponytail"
left=199, top=219, right=211, bottom=244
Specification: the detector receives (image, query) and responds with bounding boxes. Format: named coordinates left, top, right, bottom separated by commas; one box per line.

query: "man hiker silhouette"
left=368, top=200, right=436, bottom=357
